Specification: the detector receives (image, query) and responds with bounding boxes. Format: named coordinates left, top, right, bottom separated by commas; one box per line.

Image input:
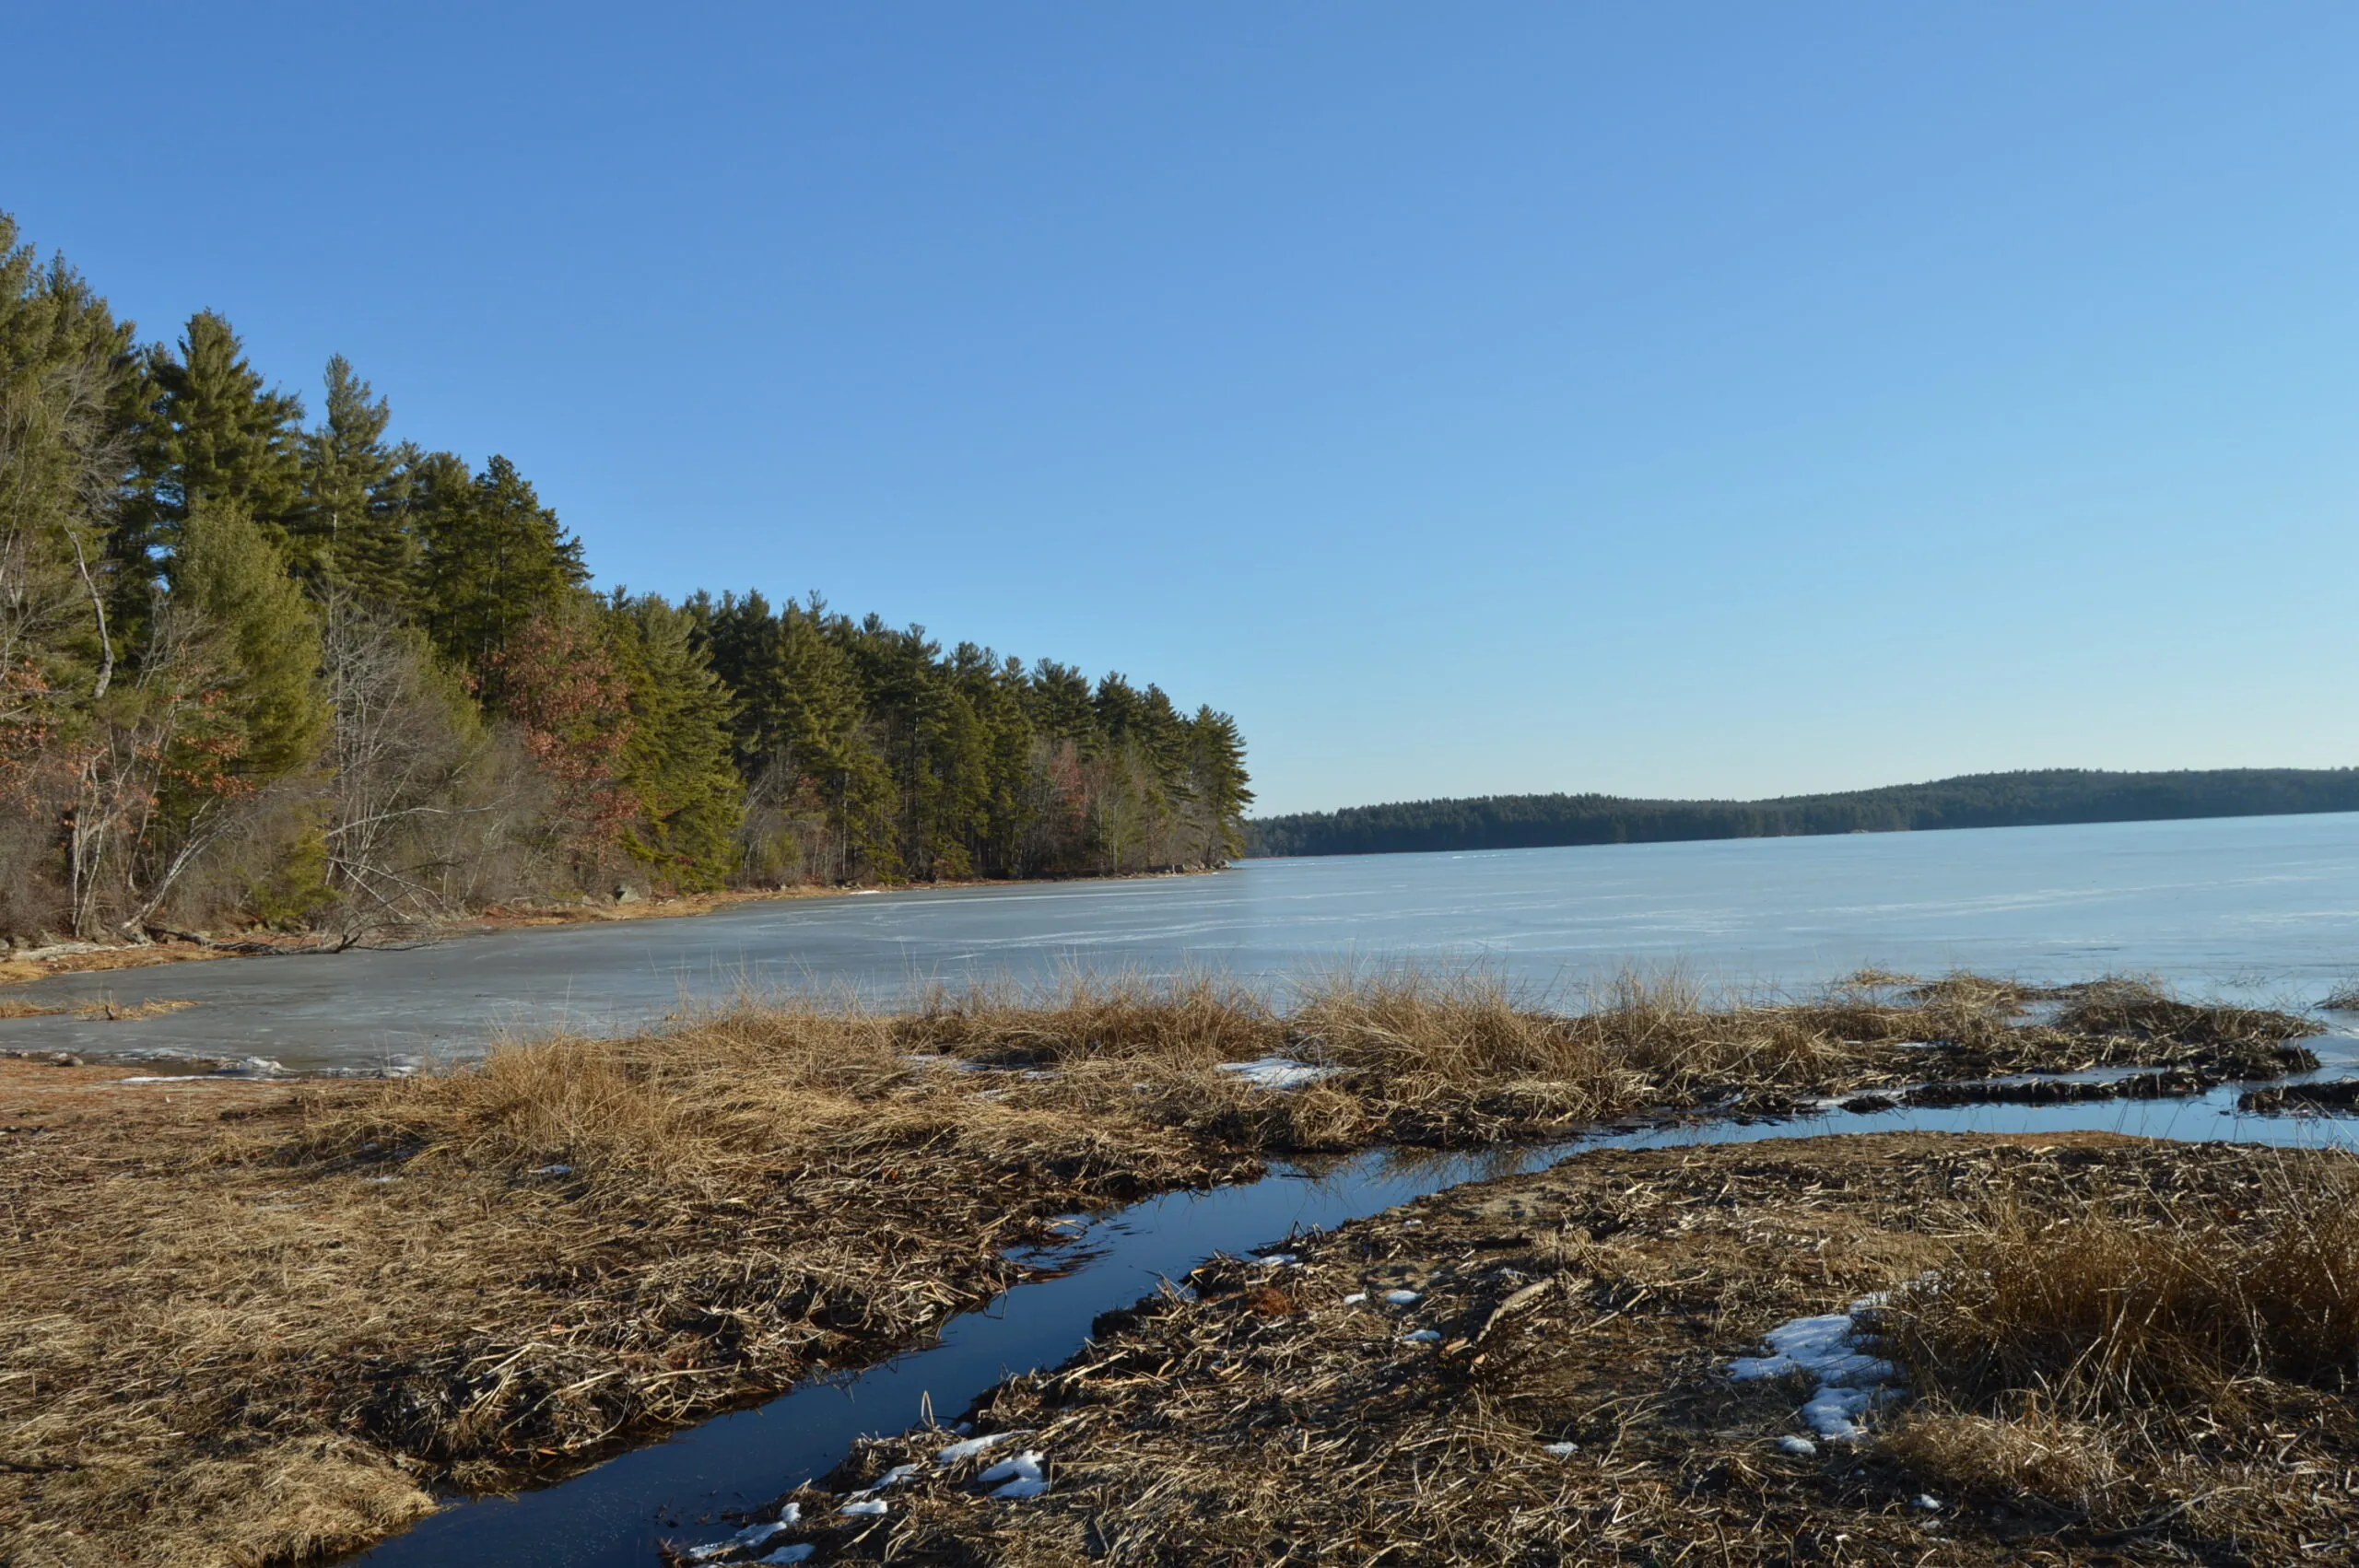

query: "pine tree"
left=613, top=593, right=744, bottom=891
left=171, top=499, right=328, bottom=785
left=120, top=312, right=306, bottom=589
left=414, top=453, right=588, bottom=692
left=297, top=356, right=413, bottom=609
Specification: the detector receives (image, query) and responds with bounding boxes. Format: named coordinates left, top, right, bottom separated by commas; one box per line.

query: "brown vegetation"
left=0, top=972, right=2327, bottom=1566
left=760, top=1134, right=2359, bottom=1567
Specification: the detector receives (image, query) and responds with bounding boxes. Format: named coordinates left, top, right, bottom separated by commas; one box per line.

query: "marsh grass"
left=0, top=965, right=2328, bottom=1566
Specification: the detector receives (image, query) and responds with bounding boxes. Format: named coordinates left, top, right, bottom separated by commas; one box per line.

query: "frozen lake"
left=10, top=811, right=2359, bottom=1071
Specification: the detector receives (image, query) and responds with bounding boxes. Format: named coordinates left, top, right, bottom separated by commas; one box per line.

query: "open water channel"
left=18, top=813, right=2359, bottom=1564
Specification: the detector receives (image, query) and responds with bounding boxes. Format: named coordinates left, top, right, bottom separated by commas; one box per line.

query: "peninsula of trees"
left=1247, top=768, right=2359, bottom=859
left=0, top=216, right=1250, bottom=942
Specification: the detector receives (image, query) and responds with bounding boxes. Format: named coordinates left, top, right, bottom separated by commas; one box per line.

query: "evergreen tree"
left=613, top=593, right=743, bottom=890
left=120, top=312, right=305, bottom=594
left=297, top=356, right=413, bottom=608
left=171, top=499, right=328, bottom=786
left=414, top=452, right=587, bottom=693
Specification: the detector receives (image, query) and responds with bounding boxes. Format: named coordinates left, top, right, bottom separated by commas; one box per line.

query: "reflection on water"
left=14, top=811, right=2359, bottom=1070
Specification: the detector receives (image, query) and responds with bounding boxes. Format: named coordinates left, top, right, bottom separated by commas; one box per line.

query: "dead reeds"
left=0, top=967, right=2330, bottom=1566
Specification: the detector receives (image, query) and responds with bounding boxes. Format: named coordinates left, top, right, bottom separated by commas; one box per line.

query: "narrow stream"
left=355, top=1045, right=2359, bottom=1568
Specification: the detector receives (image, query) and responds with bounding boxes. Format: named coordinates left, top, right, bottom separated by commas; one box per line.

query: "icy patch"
left=979, top=1450, right=1050, bottom=1498
left=1247, top=1252, right=1297, bottom=1266
left=1541, top=1441, right=1580, bottom=1457
left=1400, top=1328, right=1441, bottom=1344
left=532, top=1164, right=573, bottom=1177
left=1778, top=1434, right=1818, bottom=1457
left=937, top=1431, right=1017, bottom=1464
left=839, top=1497, right=888, bottom=1516
left=1342, top=1293, right=1367, bottom=1305
left=978, top=1451, right=1045, bottom=1485
left=1215, top=1057, right=1339, bottom=1090
left=1382, top=1289, right=1421, bottom=1306
left=1915, top=1494, right=1942, bottom=1511
left=1726, top=1298, right=1903, bottom=1442
left=757, top=1548, right=813, bottom=1566
left=874, top=1463, right=923, bottom=1488
left=685, top=1507, right=799, bottom=1562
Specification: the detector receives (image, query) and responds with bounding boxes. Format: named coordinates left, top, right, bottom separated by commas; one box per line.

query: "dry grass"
left=1888, top=1168, right=2359, bottom=1407
left=70, top=997, right=198, bottom=1021
left=0, top=969, right=2329, bottom=1566
left=731, top=1133, right=2359, bottom=1567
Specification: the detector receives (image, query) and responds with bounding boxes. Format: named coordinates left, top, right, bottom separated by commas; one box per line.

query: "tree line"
left=0, top=216, right=1250, bottom=942
left=1247, top=768, right=2359, bottom=858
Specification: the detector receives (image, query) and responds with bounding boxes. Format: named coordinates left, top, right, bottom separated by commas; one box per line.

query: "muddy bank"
left=758, top=1132, right=2359, bottom=1567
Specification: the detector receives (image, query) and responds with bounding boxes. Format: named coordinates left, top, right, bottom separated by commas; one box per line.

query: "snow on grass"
left=1541, top=1441, right=1580, bottom=1457
left=1342, top=1292, right=1368, bottom=1305
left=1400, top=1328, right=1441, bottom=1344
left=979, top=1450, right=1051, bottom=1499
left=937, top=1431, right=1018, bottom=1464
left=1246, top=1252, right=1297, bottom=1266
left=1215, top=1057, right=1338, bottom=1090
left=839, top=1498, right=888, bottom=1516
left=874, top=1463, right=923, bottom=1488
left=757, top=1548, right=813, bottom=1566
left=1381, top=1289, right=1421, bottom=1306
left=1725, top=1297, right=1903, bottom=1442
left=1778, top=1434, right=1818, bottom=1457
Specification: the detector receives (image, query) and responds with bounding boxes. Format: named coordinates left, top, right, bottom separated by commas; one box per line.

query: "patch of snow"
left=685, top=1518, right=791, bottom=1561
left=1915, top=1494, right=1942, bottom=1511
left=1400, top=1328, right=1441, bottom=1344
left=874, top=1463, right=923, bottom=1488
left=1342, top=1293, right=1368, bottom=1305
left=1778, top=1434, right=1817, bottom=1457
left=532, top=1164, right=573, bottom=1176
left=1247, top=1252, right=1297, bottom=1266
left=1725, top=1297, right=1904, bottom=1442
left=1382, top=1289, right=1421, bottom=1306
left=757, top=1547, right=814, bottom=1565
left=1215, top=1056, right=1339, bottom=1091
left=1542, top=1441, right=1580, bottom=1457
left=1402, top=1219, right=1424, bottom=1228
left=117, top=1075, right=213, bottom=1083
left=938, top=1431, right=1017, bottom=1464
left=978, top=1451, right=1046, bottom=1486
left=839, top=1497, right=888, bottom=1516
left=992, top=1475, right=1050, bottom=1499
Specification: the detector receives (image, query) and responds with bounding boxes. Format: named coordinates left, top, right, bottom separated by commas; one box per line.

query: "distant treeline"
left=1247, top=769, right=2359, bottom=859
left=0, top=215, right=1250, bottom=942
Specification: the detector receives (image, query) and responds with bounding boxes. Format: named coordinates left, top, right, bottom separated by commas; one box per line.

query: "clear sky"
left=6, top=3, right=2354, bottom=815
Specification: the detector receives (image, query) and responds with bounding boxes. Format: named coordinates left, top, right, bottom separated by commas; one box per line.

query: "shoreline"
left=0, top=865, right=1228, bottom=993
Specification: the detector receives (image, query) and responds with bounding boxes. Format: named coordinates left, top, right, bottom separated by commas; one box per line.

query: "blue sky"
left=7, top=3, right=2354, bottom=814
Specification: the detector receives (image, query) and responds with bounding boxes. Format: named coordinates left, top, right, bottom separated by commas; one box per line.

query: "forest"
left=0, top=216, right=1250, bottom=942
left=1247, top=767, right=2359, bottom=858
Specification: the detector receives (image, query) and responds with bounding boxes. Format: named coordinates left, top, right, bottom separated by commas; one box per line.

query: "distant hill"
left=1244, top=768, right=2359, bottom=859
